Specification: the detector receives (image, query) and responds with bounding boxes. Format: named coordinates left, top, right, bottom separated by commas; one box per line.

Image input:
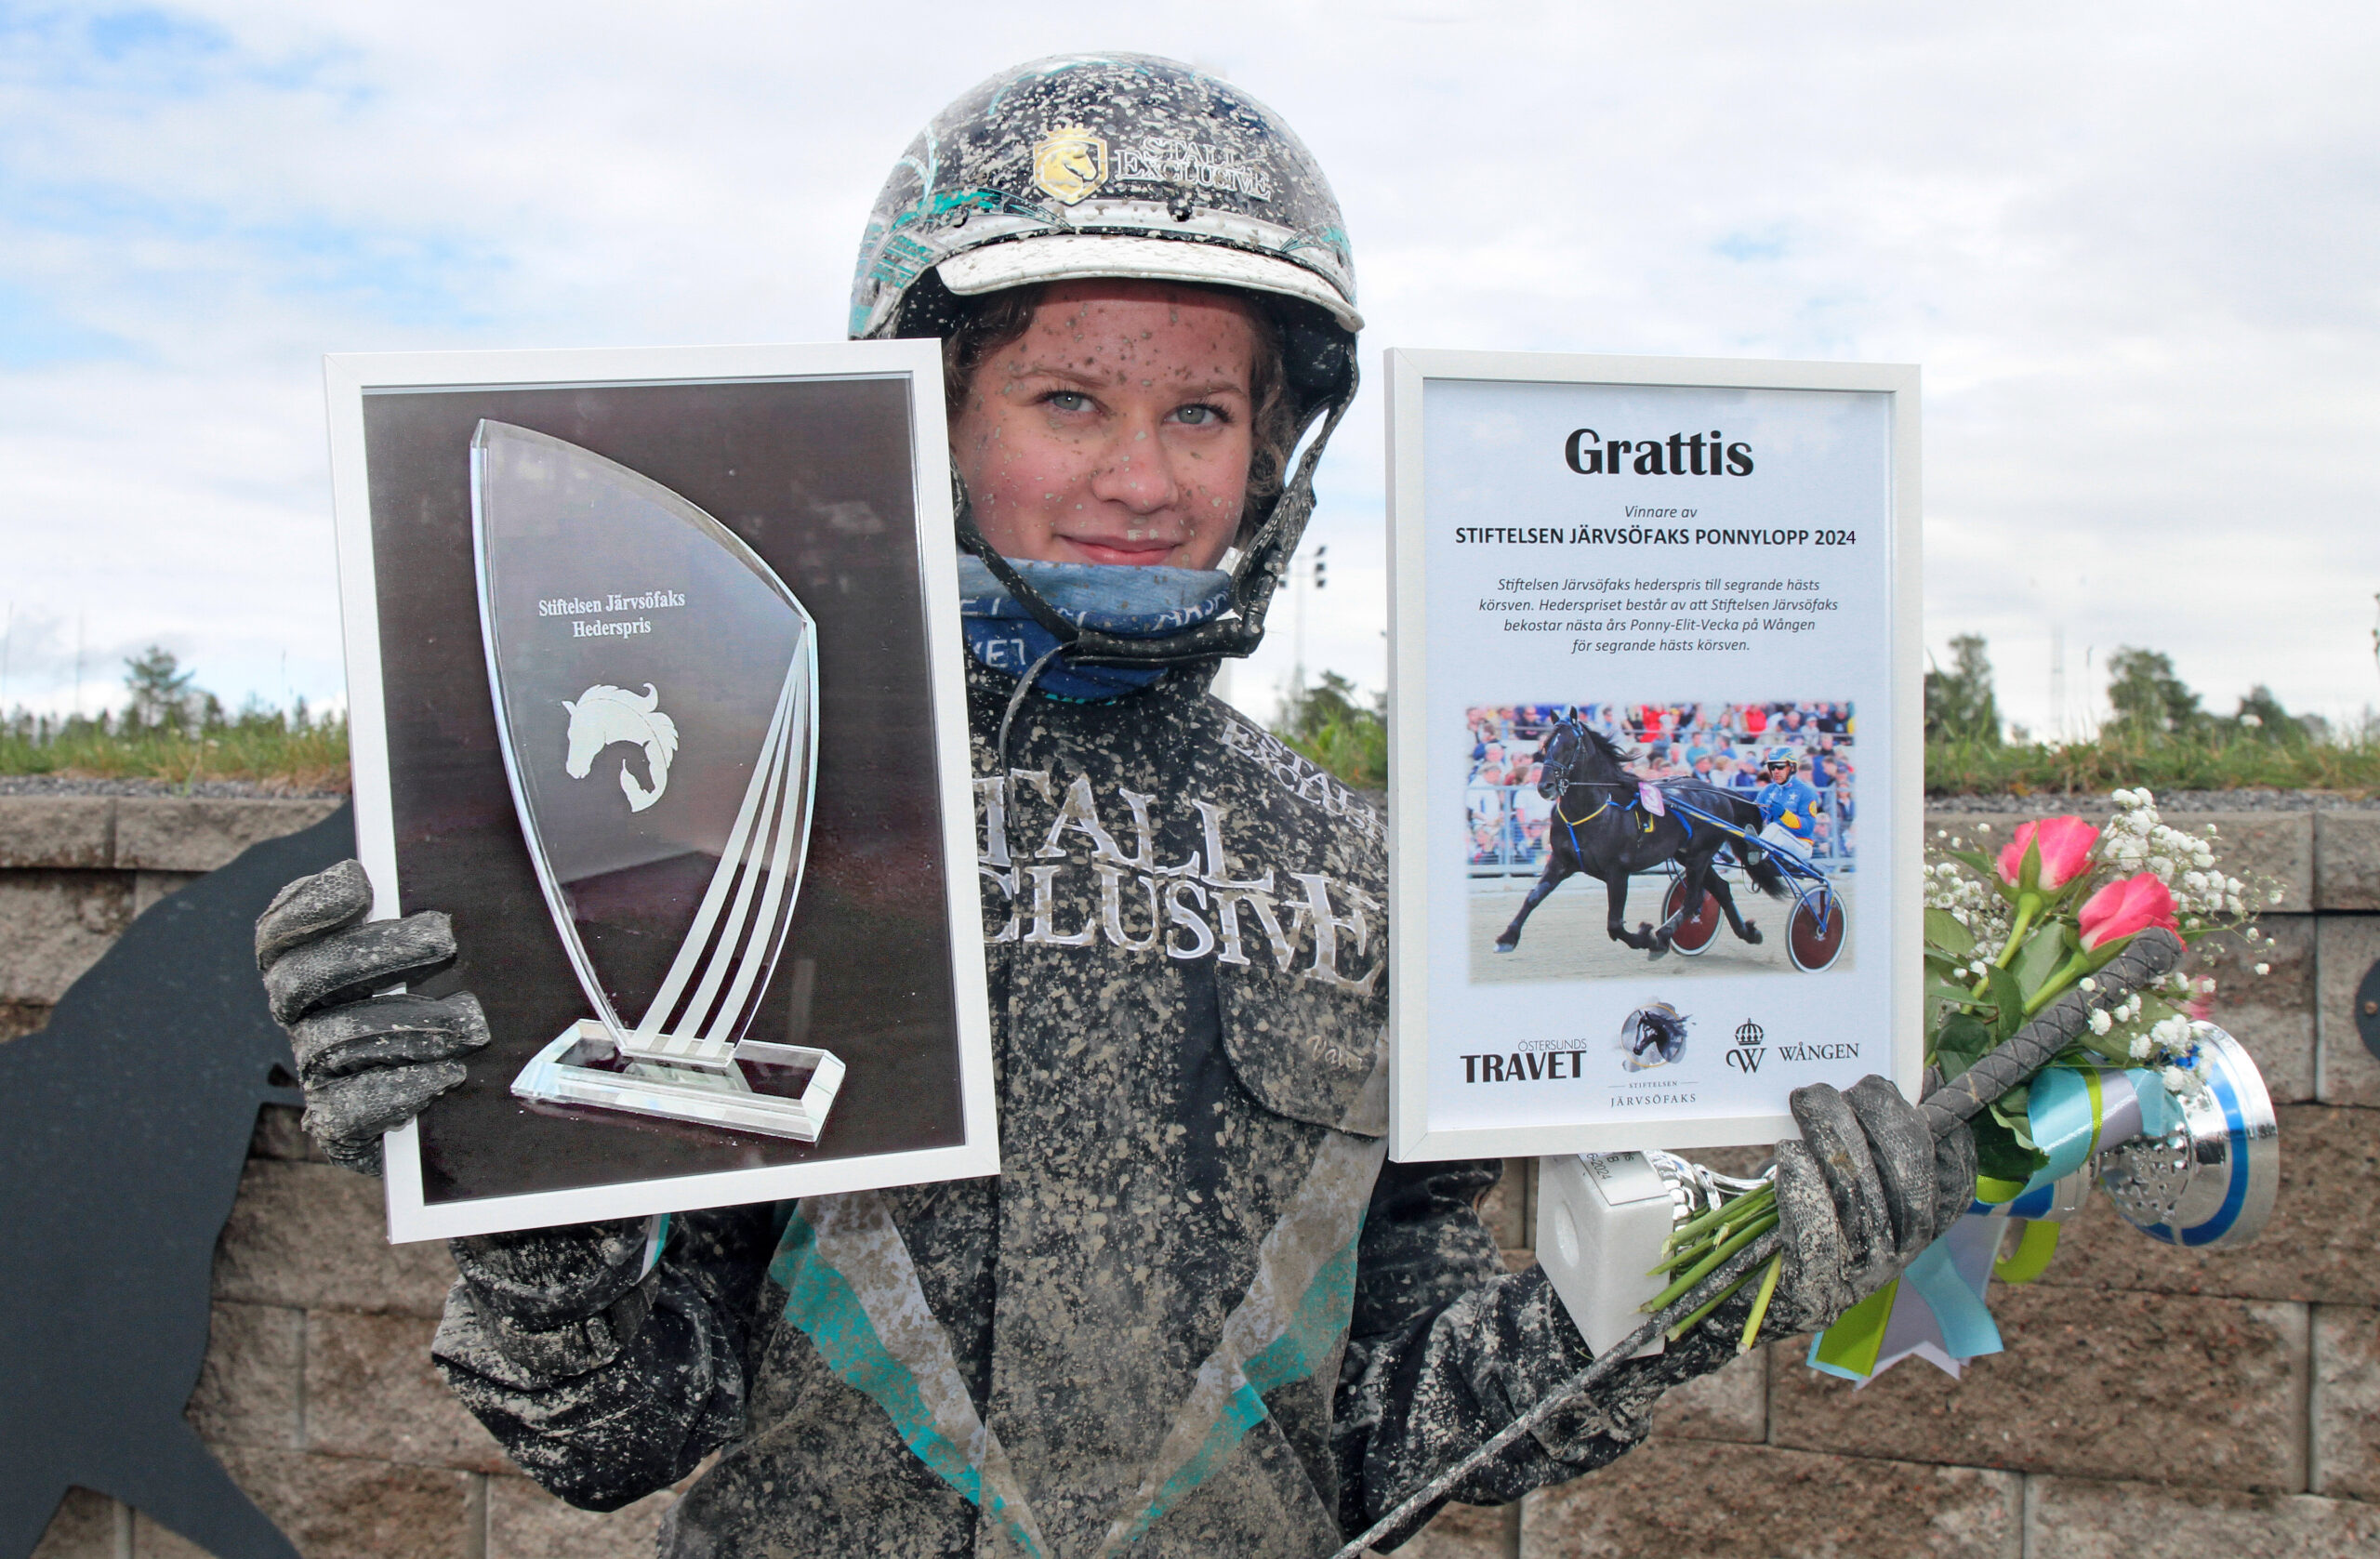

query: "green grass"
left=0, top=713, right=350, bottom=792
left=12, top=687, right=2373, bottom=801
left=1924, top=730, right=2380, bottom=797
left=1271, top=712, right=2380, bottom=799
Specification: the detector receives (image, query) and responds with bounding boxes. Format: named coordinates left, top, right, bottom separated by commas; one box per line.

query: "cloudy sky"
left=3, top=1, right=2374, bottom=736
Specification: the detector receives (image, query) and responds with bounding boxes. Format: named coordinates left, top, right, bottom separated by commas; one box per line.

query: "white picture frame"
left=1384, top=349, right=1924, bottom=1162
left=323, top=342, right=998, bottom=1240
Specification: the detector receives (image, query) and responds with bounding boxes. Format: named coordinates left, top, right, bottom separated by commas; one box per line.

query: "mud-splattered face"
left=950, top=280, right=1257, bottom=570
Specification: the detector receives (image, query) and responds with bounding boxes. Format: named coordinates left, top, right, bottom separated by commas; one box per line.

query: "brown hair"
left=941, top=281, right=1300, bottom=515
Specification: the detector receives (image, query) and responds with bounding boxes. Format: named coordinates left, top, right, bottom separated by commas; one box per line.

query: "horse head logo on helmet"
left=1030, top=123, right=1110, bottom=205
left=851, top=53, right=1361, bottom=667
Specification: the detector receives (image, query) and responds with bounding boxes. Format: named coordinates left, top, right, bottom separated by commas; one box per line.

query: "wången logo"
left=1727, top=1019, right=1767, bottom=1073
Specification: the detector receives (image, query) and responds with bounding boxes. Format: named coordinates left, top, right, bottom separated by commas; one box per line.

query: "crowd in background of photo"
left=1465, top=701, right=1858, bottom=873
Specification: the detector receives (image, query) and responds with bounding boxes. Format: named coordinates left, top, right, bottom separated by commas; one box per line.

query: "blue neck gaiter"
left=957, top=555, right=1234, bottom=701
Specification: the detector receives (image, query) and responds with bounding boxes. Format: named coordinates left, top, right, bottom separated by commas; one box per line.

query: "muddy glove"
left=443, top=1218, right=664, bottom=1380
left=255, top=858, right=490, bottom=1175
left=1770, top=1074, right=1975, bottom=1332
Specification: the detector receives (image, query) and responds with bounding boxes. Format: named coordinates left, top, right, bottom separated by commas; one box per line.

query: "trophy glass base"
left=510, top=1020, right=846, bottom=1143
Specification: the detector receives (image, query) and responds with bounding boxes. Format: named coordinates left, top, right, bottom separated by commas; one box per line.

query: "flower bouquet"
left=1336, top=796, right=2278, bottom=1559
left=1644, top=788, right=2282, bottom=1378
left=1923, top=790, right=2268, bottom=1179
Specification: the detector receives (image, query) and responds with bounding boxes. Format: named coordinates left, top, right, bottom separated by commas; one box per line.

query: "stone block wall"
left=10, top=798, right=677, bottom=1559
left=8, top=798, right=2376, bottom=1557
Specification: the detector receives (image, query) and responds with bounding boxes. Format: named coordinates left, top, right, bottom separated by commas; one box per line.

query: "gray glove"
left=443, top=1219, right=663, bottom=1380
left=1771, top=1074, right=1975, bottom=1332
left=254, top=859, right=491, bottom=1175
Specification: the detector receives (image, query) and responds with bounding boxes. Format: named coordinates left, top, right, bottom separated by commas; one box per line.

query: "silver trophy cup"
left=2096, top=1025, right=2278, bottom=1249
left=470, top=419, right=840, bottom=1141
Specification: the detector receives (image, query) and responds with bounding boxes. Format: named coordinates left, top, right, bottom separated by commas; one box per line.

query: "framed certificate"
left=324, top=343, right=998, bottom=1240
left=1384, top=350, right=1923, bottom=1161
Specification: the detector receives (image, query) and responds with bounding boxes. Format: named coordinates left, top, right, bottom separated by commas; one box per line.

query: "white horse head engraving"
left=561, top=683, right=680, bottom=813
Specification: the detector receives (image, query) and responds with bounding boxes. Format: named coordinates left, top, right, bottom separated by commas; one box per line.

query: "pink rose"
left=1996, top=815, right=2100, bottom=892
left=2079, top=872, right=2180, bottom=951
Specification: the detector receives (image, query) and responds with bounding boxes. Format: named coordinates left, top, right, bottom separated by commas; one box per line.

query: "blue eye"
left=1044, top=391, right=1091, bottom=413
left=1172, top=403, right=1224, bottom=426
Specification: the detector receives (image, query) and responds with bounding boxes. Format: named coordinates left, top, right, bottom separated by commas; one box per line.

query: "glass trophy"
left=469, top=419, right=840, bottom=1141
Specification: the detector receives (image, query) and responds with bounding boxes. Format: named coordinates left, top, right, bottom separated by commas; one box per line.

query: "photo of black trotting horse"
left=1493, top=718, right=1786, bottom=959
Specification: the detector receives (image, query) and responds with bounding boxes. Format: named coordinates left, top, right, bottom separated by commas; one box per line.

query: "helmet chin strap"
left=950, top=373, right=1355, bottom=669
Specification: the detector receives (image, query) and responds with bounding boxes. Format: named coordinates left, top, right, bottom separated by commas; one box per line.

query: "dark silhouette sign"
left=0, top=805, right=351, bottom=1558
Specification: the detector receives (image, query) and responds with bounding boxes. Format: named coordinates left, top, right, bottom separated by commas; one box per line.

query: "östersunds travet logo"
left=1727, top=1020, right=1766, bottom=1074
left=1620, top=1003, right=1690, bottom=1072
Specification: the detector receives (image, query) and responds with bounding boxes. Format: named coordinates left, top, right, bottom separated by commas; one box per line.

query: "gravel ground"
left=1925, top=788, right=2380, bottom=812
left=1470, top=873, right=1855, bottom=984
left=0, top=773, right=347, bottom=799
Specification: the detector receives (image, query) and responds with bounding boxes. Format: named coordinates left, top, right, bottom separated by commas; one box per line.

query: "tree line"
left=1924, top=635, right=2327, bottom=748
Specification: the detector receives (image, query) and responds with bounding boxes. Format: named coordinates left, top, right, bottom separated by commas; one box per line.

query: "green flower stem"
left=1657, top=1185, right=1776, bottom=1270
left=1668, top=1266, right=1761, bottom=1342
left=1645, top=1211, right=1778, bottom=1313
left=1665, top=1183, right=1773, bottom=1248
left=2020, top=946, right=2096, bottom=1017
left=1995, top=892, right=2043, bottom=969
left=1737, top=1252, right=1785, bottom=1354
left=1656, top=1219, right=1753, bottom=1277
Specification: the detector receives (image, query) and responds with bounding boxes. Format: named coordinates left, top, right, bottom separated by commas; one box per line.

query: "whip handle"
left=1919, top=927, right=2184, bottom=1134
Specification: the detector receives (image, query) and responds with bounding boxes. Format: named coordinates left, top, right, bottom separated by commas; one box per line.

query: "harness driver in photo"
left=1752, top=744, right=1823, bottom=860
left=248, top=55, right=1971, bottom=1556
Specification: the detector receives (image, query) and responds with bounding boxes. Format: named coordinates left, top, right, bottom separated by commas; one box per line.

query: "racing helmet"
left=852, top=54, right=1361, bottom=666
left=1762, top=746, right=1801, bottom=771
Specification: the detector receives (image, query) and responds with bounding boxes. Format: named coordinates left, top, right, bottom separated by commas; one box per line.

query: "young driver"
left=1754, top=746, right=1823, bottom=856
left=254, top=56, right=1970, bottom=1556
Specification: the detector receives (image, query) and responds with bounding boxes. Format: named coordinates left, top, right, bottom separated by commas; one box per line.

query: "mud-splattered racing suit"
left=429, top=660, right=1750, bottom=1556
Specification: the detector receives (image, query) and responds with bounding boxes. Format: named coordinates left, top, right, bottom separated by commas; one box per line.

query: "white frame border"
left=323, top=342, right=998, bottom=1241
left=1383, top=348, right=1924, bottom=1162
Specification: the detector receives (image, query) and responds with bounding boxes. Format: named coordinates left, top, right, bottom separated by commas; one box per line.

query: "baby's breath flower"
left=2090, top=1010, right=2113, bottom=1036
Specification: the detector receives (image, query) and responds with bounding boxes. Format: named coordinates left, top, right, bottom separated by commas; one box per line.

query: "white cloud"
left=2, top=0, right=2374, bottom=733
